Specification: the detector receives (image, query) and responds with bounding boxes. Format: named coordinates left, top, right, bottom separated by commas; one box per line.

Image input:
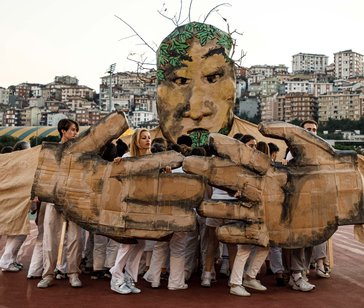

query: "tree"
left=29, top=135, right=60, bottom=147
left=0, top=135, right=19, bottom=151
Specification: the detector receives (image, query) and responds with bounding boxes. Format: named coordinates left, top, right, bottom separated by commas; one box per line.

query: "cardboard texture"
left=183, top=124, right=364, bottom=248
left=31, top=112, right=205, bottom=242
left=1, top=21, right=364, bottom=247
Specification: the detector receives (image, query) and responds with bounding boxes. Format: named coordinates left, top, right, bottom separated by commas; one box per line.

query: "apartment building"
left=276, top=93, right=318, bottom=122
left=284, top=80, right=315, bottom=94
left=260, top=77, right=283, bottom=96
left=3, top=108, right=21, bottom=126
left=248, top=64, right=288, bottom=84
left=292, top=53, right=328, bottom=74
left=260, top=94, right=278, bottom=121
left=0, top=87, right=9, bottom=105
left=318, top=93, right=364, bottom=123
left=130, top=109, right=155, bottom=128
left=75, top=108, right=101, bottom=126
left=334, top=50, right=363, bottom=79
left=61, top=85, right=94, bottom=102
left=20, top=106, right=42, bottom=126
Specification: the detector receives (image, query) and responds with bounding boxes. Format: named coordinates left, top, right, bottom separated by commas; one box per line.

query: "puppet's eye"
left=173, top=77, right=190, bottom=85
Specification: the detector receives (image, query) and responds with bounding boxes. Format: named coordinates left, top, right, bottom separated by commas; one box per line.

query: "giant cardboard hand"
left=32, top=111, right=205, bottom=241
left=183, top=122, right=364, bottom=248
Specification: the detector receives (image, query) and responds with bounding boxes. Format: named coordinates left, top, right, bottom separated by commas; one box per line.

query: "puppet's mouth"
left=187, top=128, right=209, bottom=134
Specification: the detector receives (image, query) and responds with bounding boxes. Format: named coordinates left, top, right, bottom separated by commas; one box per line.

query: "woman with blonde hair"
left=110, top=128, right=151, bottom=295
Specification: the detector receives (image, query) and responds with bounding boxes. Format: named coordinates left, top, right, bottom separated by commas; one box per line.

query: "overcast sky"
left=1, top=0, right=363, bottom=91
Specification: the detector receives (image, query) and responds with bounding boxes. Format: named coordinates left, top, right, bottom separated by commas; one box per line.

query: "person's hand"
left=183, top=122, right=364, bottom=248
left=32, top=111, right=205, bottom=241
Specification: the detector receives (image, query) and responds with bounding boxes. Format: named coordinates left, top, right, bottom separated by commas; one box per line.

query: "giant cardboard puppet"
left=1, top=21, right=363, bottom=247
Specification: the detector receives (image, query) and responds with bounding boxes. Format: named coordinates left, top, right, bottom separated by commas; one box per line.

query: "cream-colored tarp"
left=0, top=146, right=41, bottom=235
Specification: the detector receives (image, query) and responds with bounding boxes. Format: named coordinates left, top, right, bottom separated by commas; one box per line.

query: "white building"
left=334, top=50, right=363, bottom=79
left=130, top=110, right=155, bottom=128
left=46, top=113, right=67, bottom=126
left=284, top=80, right=315, bottom=94
left=0, top=87, right=9, bottom=105
left=292, top=53, right=328, bottom=74
left=248, top=65, right=288, bottom=84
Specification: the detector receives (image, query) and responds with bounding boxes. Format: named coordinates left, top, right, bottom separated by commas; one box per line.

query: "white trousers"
left=230, top=245, right=269, bottom=285
left=0, top=235, right=27, bottom=269
left=42, top=204, right=83, bottom=278
left=312, top=242, right=327, bottom=261
left=110, top=240, right=145, bottom=282
left=28, top=202, right=47, bottom=277
left=269, top=246, right=284, bottom=274
left=143, top=232, right=186, bottom=289
left=93, top=234, right=119, bottom=270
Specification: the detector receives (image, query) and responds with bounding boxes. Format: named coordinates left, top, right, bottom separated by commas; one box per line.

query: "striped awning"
left=0, top=126, right=134, bottom=141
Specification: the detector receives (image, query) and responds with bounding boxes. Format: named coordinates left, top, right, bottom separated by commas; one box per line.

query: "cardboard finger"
left=110, top=151, right=184, bottom=176
left=197, top=199, right=264, bottom=221
left=209, top=133, right=271, bottom=175
left=183, top=156, right=263, bottom=202
left=68, top=111, right=129, bottom=154
left=258, top=121, right=339, bottom=165
left=217, top=221, right=269, bottom=246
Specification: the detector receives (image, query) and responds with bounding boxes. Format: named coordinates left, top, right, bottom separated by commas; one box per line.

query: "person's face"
left=271, top=151, right=277, bottom=162
left=245, top=139, right=257, bottom=149
left=157, top=38, right=235, bottom=143
left=62, top=124, right=78, bottom=142
left=138, top=131, right=151, bottom=150
left=303, top=123, right=317, bottom=135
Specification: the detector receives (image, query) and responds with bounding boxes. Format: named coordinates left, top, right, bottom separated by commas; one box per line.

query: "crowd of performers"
left=0, top=119, right=331, bottom=297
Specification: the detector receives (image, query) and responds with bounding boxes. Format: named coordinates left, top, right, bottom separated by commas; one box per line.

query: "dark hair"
left=300, top=119, right=318, bottom=128
left=101, top=142, right=117, bottom=162
left=116, top=139, right=129, bottom=157
left=240, top=134, right=256, bottom=144
left=1, top=146, right=13, bottom=154
left=268, top=142, right=280, bottom=154
left=151, top=143, right=166, bottom=153
left=57, top=118, right=79, bottom=138
left=233, top=133, right=244, bottom=140
left=202, top=144, right=213, bottom=157
left=177, top=135, right=193, bottom=147
left=152, top=137, right=167, bottom=148
left=256, top=141, right=270, bottom=155
left=169, top=143, right=182, bottom=153
left=190, top=146, right=207, bottom=157
left=13, top=141, right=30, bottom=151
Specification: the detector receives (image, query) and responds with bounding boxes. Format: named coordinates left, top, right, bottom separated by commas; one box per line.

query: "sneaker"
left=1, top=263, right=20, bottom=272
left=104, top=269, right=112, bottom=279
left=201, top=271, right=212, bottom=287
left=111, top=278, right=131, bottom=295
left=69, top=274, right=82, bottom=288
left=124, top=272, right=141, bottom=294
left=230, top=284, right=251, bottom=297
left=324, top=265, right=331, bottom=274
left=160, top=271, right=169, bottom=281
left=82, top=267, right=93, bottom=275
left=37, top=277, right=53, bottom=288
left=27, top=275, right=42, bottom=279
left=168, top=283, right=188, bottom=290
left=276, top=277, right=286, bottom=287
left=91, top=270, right=106, bottom=280
left=55, top=269, right=66, bottom=280
left=243, top=278, right=267, bottom=291
left=14, top=262, right=23, bottom=269
left=290, top=275, right=315, bottom=292
left=316, top=267, right=330, bottom=278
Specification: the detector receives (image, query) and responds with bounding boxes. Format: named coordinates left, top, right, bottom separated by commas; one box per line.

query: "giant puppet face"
left=156, top=22, right=236, bottom=146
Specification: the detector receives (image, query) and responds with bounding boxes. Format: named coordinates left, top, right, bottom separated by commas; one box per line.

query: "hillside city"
left=0, top=49, right=364, bottom=150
